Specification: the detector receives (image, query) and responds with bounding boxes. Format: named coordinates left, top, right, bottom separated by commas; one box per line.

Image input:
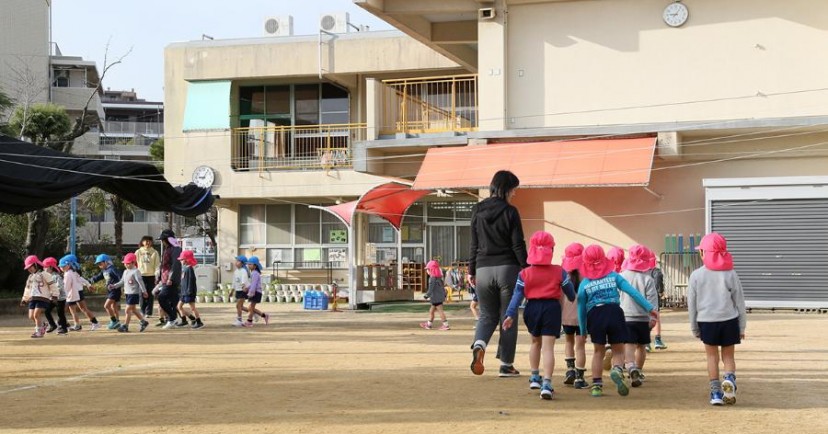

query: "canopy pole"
left=69, top=196, right=77, bottom=256
left=396, top=228, right=402, bottom=290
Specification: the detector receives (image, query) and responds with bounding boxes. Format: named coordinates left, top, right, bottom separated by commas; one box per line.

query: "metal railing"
left=380, top=74, right=477, bottom=135
left=102, top=121, right=164, bottom=136
left=231, top=123, right=366, bottom=171
left=659, top=252, right=704, bottom=308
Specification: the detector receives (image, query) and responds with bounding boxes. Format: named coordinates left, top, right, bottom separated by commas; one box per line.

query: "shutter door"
left=711, top=198, right=828, bottom=308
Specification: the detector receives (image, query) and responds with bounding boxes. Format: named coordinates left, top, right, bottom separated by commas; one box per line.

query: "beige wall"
left=0, top=0, right=50, bottom=114
left=506, top=0, right=828, bottom=129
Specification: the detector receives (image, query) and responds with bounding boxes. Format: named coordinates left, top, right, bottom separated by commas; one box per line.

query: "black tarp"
left=0, top=135, right=214, bottom=216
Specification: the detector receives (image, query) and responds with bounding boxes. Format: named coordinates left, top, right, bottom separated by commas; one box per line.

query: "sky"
left=51, top=0, right=393, bottom=102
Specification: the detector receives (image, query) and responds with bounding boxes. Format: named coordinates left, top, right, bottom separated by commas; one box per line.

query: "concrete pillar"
left=217, top=205, right=239, bottom=284
left=478, top=0, right=508, bottom=132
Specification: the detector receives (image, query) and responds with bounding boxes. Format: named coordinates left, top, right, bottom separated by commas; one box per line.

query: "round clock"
left=663, top=2, right=689, bottom=27
left=192, top=165, right=215, bottom=188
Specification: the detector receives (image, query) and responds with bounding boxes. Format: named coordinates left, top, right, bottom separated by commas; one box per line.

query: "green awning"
left=183, top=80, right=231, bottom=131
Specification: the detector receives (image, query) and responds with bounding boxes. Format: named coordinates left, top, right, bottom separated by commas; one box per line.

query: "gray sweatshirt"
left=687, top=267, right=746, bottom=336
left=619, top=270, right=658, bottom=322
left=425, top=277, right=446, bottom=304
left=111, top=268, right=148, bottom=296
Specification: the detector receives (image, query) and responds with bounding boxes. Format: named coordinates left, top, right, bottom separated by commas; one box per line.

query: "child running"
left=109, top=253, right=150, bottom=333
left=577, top=245, right=658, bottom=398
left=688, top=232, right=746, bottom=406
left=231, top=256, right=268, bottom=326
left=20, top=256, right=57, bottom=338
left=503, top=231, right=575, bottom=400
left=42, top=257, right=69, bottom=335
left=176, top=250, right=204, bottom=329
left=619, top=245, right=659, bottom=388
left=60, top=254, right=100, bottom=331
left=420, top=260, right=450, bottom=330
left=242, top=256, right=265, bottom=327
left=90, top=254, right=123, bottom=330
left=560, top=242, right=588, bottom=389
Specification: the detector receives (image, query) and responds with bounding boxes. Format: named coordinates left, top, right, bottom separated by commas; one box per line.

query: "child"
left=176, top=250, right=204, bottom=329
left=420, top=260, right=450, bottom=331
left=469, top=285, right=480, bottom=327
left=688, top=232, right=746, bottom=406
left=560, top=242, right=588, bottom=389
left=243, top=256, right=264, bottom=328
left=135, top=235, right=160, bottom=317
left=619, top=245, right=659, bottom=388
left=90, top=254, right=123, bottom=330
left=577, top=245, right=658, bottom=398
left=503, top=232, right=575, bottom=400
left=607, top=247, right=625, bottom=273
left=109, top=253, right=150, bottom=332
left=647, top=251, right=668, bottom=351
left=20, top=256, right=56, bottom=338
left=42, top=257, right=69, bottom=335
left=60, top=254, right=100, bottom=331
left=232, top=256, right=268, bottom=326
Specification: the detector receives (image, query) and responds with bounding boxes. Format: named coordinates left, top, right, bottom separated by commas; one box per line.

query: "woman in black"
left=468, top=170, right=528, bottom=377
left=156, top=229, right=182, bottom=328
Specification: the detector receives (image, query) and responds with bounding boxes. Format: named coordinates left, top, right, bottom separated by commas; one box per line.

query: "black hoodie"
left=469, top=197, right=528, bottom=276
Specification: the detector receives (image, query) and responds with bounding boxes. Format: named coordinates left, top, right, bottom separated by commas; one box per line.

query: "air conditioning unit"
left=320, top=12, right=350, bottom=33
left=264, top=15, right=294, bottom=36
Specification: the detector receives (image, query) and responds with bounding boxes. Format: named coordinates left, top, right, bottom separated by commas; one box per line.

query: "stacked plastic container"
left=303, top=286, right=329, bottom=310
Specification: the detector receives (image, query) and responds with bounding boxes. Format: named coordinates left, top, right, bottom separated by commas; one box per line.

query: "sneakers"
left=529, top=374, right=542, bottom=390
left=46, top=324, right=58, bottom=334
left=39, top=323, right=47, bottom=335
left=155, top=318, right=167, bottom=327
left=590, top=383, right=603, bottom=397
left=645, top=344, right=652, bottom=353
left=722, top=374, right=737, bottom=405
left=232, top=319, right=244, bottom=327
left=162, top=321, right=176, bottom=330
left=192, top=321, right=205, bottom=330
left=439, top=323, right=450, bottom=331
left=117, top=325, right=129, bottom=333
left=710, top=389, right=725, bottom=406
left=654, top=337, right=667, bottom=350
left=630, top=368, right=643, bottom=388
left=139, top=320, right=149, bottom=333
left=610, top=367, right=630, bottom=396
left=242, top=321, right=254, bottom=328
left=498, top=365, right=520, bottom=378
left=639, top=372, right=647, bottom=382
left=57, top=327, right=68, bottom=335
left=107, top=320, right=118, bottom=330
left=419, top=321, right=433, bottom=330
left=175, top=319, right=188, bottom=328
left=30, top=330, right=44, bottom=338
left=262, top=313, right=270, bottom=325
left=573, top=377, right=588, bottom=389
left=69, top=324, right=82, bottom=332
left=470, top=345, right=485, bottom=375
left=90, top=323, right=101, bottom=331
left=540, top=383, right=554, bottom=400
left=564, top=369, right=577, bottom=385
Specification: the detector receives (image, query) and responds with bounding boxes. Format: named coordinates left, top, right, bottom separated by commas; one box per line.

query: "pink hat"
left=23, top=255, right=42, bottom=270
left=646, top=248, right=657, bottom=270
left=42, top=257, right=58, bottom=269
left=177, top=250, right=197, bottom=267
left=425, top=260, right=443, bottom=278
left=607, top=247, right=625, bottom=272
left=697, top=232, right=734, bottom=271
left=527, top=231, right=555, bottom=265
left=621, top=245, right=651, bottom=273
left=581, top=245, right=615, bottom=280
left=123, top=253, right=137, bottom=265
left=561, top=242, right=584, bottom=272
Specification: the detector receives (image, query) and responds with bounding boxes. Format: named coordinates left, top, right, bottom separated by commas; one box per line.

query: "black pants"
left=45, top=300, right=68, bottom=329
left=141, top=276, right=155, bottom=316
left=158, top=286, right=179, bottom=322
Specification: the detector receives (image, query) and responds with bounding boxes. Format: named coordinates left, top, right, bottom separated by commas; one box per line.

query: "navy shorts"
left=625, top=321, right=651, bottom=345
left=699, top=317, right=741, bottom=347
left=248, top=293, right=262, bottom=303
left=522, top=299, right=562, bottom=338
left=586, top=304, right=628, bottom=345
left=125, top=294, right=140, bottom=306
left=180, top=294, right=196, bottom=304
left=107, top=289, right=122, bottom=301
left=28, top=300, right=50, bottom=310
left=562, top=324, right=583, bottom=336
left=472, top=293, right=479, bottom=303
left=235, top=290, right=248, bottom=300
left=431, top=302, right=443, bottom=307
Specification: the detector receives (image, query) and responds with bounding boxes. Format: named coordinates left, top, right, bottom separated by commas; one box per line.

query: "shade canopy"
left=413, top=137, right=657, bottom=189
left=0, top=135, right=215, bottom=216
left=322, top=181, right=430, bottom=229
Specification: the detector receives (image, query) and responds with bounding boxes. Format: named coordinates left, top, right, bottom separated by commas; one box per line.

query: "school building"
left=164, top=0, right=828, bottom=309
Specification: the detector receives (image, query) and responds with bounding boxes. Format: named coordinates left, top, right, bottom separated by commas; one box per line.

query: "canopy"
left=0, top=135, right=214, bottom=216
left=412, top=137, right=657, bottom=189
left=322, top=181, right=430, bottom=229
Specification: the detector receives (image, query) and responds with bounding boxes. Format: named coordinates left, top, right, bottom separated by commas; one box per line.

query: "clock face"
left=663, top=2, right=689, bottom=27
left=192, top=166, right=215, bottom=188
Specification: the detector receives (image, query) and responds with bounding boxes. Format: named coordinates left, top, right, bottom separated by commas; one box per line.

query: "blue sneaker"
left=529, top=374, right=542, bottom=390
left=610, top=367, right=629, bottom=396
left=710, top=389, right=724, bottom=406
left=540, top=383, right=554, bottom=400
left=722, top=374, right=737, bottom=405
left=107, top=320, right=118, bottom=330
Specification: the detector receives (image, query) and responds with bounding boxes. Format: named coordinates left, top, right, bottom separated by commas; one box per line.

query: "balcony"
left=379, top=74, right=477, bottom=136
left=102, top=121, right=164, bottom=137
left=232, top=123, right=366, bottom=171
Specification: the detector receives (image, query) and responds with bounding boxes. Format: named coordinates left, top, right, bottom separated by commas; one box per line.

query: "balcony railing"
left=232, top=123, right=366, bottom=171
left=380, top=74, right=477, bottom=135
left=102, top=121, right=164, bottom=136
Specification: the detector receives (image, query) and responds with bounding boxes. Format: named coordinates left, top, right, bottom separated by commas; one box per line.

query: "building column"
left=478, top=0, right=508, bottom=132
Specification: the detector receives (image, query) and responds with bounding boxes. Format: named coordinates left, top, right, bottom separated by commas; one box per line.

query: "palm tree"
left=81, top=188, right=135, bottom=255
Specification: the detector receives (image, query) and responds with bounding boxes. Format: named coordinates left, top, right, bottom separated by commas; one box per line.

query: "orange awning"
left=322, top=181, right=430, bottom=230
left=412, top=137, right=657, bottom=189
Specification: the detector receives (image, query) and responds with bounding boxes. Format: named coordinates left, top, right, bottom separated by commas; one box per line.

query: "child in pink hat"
left=108, top=253, right=150, bottom=333
left=502, top=231, right=576, bottom=400
left=420, top=260, right=449, bottom=330
left=688, top=232, right=746, bottom=406
left=560, top=242, right=588, bottom=389
left=20, top=256, right=58, bottom=338
left=577, top=245, right=658, bottom=398
left=619, top=245, right=659, bottom=387
left=607, top=247, right=625, bottom=273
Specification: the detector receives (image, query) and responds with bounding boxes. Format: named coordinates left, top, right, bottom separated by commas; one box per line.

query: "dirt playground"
left=1, top=303, right=827, bottom=434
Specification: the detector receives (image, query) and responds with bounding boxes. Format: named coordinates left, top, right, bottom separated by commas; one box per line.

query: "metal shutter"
left=711, top=198, right=828, bottom=308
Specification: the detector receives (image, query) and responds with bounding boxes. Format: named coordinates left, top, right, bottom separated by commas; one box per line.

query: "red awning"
left=412, top=137, right=657, bottom=189
left=322, top=181, right=430, bottom=229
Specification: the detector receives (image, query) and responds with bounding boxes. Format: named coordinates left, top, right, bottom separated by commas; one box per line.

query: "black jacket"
left=469, top=197, right=528, bottom=276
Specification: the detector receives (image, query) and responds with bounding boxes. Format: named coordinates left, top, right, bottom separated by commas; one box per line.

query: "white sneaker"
left=162, top=321, right=176, bottom=330
left=90, top=323, right=101, bottom=331
left=232, top=319, right=244, bottom=327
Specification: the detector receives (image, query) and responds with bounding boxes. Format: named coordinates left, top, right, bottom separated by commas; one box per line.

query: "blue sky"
left=51, top=0, right=393, bottom=102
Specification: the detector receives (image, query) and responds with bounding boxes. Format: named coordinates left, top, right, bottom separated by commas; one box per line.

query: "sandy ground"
left=1, top=302, right=827, bottom=434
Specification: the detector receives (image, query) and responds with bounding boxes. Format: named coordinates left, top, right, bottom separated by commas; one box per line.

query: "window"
left=322, top=211, right=347, bottom=244
left=321, top=83, right=349, bottom=125
left=53, top=69, right=69, bottom=87
left=266, top=204, right=291, bottom=244
left=240, top=205, right=266, bottom=245
left=294, top=205, right=320, bottom=244
left=238, top=83, right=349, bottom=127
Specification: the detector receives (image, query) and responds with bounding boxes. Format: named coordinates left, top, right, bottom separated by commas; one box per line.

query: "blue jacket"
left=180, top=265, right=197, bottom=297
left=577, top=272, right=654, bottom=335
left=90, top=264, right=122, bottom=288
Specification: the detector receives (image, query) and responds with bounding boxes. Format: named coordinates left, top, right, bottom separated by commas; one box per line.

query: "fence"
left=659, top=252, right=703, bottom=308
left=379, top=74, right=477, bottom=135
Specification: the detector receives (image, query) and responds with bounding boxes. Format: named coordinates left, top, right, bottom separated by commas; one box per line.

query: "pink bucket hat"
left=621, top=245, right=651, bottom=273
left=581, top=245, right=615, bottom=280
left=42, top=257, right=58, bottom=269
left=425, top=260, right=443, bottom=278
left=527, top=231, right=555, bottom=265
left=607, top=247, right=625, bottom=273
left=123, top=253, right=137, bottom=265
left=646, top=247, right=657, bottom=270
left=561, top=242, right=584, bottom=272
left=177, top=250, right=197, bottom=267
left=697, top=232, right=734, bottom=271
left=23, top=255, right=42, bottom=270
